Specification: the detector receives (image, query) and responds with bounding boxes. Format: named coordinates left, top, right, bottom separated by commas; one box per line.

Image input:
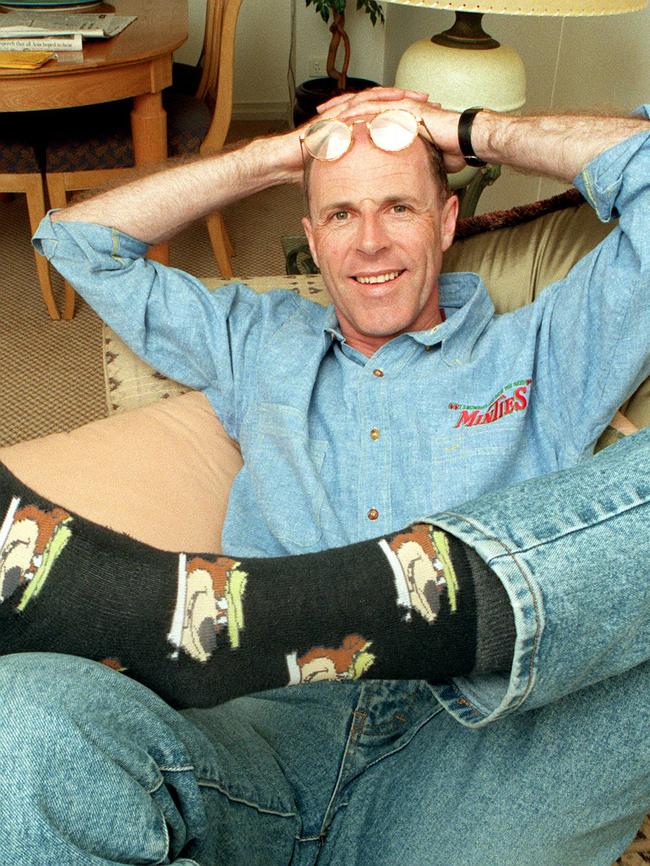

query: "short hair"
left=302, top=133, right=450, bottom=213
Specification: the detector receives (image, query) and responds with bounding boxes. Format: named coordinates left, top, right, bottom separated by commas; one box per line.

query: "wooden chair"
left=0, top=114, right=59, bottom=320
left=44, top=0, right=243, bottom=319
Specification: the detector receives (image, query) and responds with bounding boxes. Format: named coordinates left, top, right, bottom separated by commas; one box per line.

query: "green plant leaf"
left=306, top=0, right=385, bottom=26
left=355, top=0, right=385, bottom=25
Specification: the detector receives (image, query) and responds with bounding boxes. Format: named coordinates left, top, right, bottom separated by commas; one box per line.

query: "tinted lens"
left=302, top=119, right=352, bottom=161
left=369, top=109, right=419, bottom=152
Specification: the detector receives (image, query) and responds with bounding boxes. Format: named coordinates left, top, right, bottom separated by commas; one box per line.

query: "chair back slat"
left=196, top=0, right=226, bottom=103
left=200, top=0, right=244, bottom=154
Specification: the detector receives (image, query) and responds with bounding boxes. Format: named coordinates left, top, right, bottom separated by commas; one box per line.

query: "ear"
left=302, top=216, right=319, bottom=269
left=440, top=194, right=459, bottom=253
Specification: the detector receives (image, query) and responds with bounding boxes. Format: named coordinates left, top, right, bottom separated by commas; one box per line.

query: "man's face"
left=302, top=125, right=458, bottom=357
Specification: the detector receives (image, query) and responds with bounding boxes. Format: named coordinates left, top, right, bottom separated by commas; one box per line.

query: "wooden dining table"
left=0, top=0, right=188, bottom=167
left=0, top=0, right=188, bottom=279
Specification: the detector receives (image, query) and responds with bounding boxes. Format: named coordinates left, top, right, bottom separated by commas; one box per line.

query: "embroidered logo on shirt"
left=448, top=379, right=532, bottom=428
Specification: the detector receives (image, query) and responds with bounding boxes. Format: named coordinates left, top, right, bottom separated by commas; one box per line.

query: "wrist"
left=244, top=132, right=304, bottom=188
left=458, top=108, right=487, bottom=167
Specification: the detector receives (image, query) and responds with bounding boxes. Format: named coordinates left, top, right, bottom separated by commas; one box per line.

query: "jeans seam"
left=153, top=810, right=170, bottom=866
left=488, top=493, right=650, bottom=560
left=361, top=684, right=438, bottom=735
left=360, top=703, right=445, bottom=775
left=313, top=703, right=368, bottom=842
left=195, top=779, right=297, bottom=818
left=323, top=708, right=448, bottom=835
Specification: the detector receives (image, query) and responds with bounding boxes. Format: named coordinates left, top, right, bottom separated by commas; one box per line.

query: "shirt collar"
left=323, top=305, right=344, bottom=344
left=322, top=272, right=494, bottom=366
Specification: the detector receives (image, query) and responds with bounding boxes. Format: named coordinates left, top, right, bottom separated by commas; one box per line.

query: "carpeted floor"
left=0, top=120, right=305, bottom=447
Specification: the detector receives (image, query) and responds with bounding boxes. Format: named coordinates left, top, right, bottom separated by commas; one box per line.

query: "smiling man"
left=5, top=87, right=650, bottom=865
left=302, top=119, right=457, bottom=355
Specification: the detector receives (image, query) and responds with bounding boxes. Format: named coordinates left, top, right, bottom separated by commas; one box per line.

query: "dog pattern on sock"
left=1, top=493, right=464, bottom=694
left=0, top=497, right=72, bottom=608
left=381, top=524, right=459, bottom=623
left=167, top=554, right=249, bottom=662
left=285, top=634, right=376, bottom=685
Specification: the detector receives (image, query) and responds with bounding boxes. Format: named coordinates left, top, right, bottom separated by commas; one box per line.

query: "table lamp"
left=386, top=0, right=645, bottom=114
left=384, top=0, right=645, bottom=194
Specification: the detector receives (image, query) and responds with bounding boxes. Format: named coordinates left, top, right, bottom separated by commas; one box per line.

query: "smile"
left=355, top=270, right=404, bottom=285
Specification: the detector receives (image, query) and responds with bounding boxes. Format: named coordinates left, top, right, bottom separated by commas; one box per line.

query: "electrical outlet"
left=308, top=58, right=326, bottom=77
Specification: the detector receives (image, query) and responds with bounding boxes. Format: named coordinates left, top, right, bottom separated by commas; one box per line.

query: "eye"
left=331, top=210, right=349, bottom=222
left=391, top=203, right=409, bottom=214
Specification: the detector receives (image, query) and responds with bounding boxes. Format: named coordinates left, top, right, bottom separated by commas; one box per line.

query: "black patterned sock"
left=0, top=463, right=513, bottom=709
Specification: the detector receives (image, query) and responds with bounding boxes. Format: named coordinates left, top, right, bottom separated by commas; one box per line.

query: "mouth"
left=353, top=270, right=405, bottom=286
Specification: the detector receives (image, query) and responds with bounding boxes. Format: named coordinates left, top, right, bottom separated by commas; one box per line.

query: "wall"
left=175, top=0, right=294, bottom=120
left=176, top=0, right=387, bottom=121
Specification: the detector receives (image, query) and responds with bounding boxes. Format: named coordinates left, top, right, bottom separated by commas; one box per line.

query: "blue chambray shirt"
left=33, top=114, right=650, bottom=559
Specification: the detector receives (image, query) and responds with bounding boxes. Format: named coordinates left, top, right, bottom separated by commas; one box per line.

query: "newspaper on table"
left=0, top=13, right=136, bottom=39
left=0, top=34, right=82, bottom=51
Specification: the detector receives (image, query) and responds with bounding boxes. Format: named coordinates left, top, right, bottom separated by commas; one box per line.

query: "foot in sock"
left=0, top=462, right=515, bottom=709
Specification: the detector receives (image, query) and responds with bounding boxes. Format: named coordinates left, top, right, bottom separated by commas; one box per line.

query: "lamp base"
left=395, top=37, right=526, bottom=113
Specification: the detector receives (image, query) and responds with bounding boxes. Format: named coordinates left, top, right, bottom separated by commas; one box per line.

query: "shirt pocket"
left=245, top=402, right=328, bottom=549
left=431, top=422, right=522, bottom=508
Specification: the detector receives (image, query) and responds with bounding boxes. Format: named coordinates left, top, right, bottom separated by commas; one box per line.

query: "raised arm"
left=460, top=110, right=649, bottom=182
left=50, top=131, right=304, bottom=244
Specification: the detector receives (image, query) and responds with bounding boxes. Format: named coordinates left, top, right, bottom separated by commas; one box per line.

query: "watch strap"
left=458, top=107, right=487, bottom=167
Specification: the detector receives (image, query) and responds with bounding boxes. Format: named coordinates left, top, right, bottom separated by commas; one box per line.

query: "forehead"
left=307, top=128, right=437, bottom=213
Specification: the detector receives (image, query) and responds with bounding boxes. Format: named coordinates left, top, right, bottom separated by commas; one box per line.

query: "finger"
left=315, top=92, right=356, bottom=113
left=333, top=97, right=430, bottom=122
left=316, top=86, right=430, bottom=114
left=445, top=157, right=470, bottom=174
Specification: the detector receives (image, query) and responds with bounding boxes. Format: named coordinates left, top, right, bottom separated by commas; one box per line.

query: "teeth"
left=356, top=271, right=401, bottom=285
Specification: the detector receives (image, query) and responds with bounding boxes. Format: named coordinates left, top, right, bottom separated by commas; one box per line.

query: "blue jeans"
left=1, top=428, right=649, bottom=865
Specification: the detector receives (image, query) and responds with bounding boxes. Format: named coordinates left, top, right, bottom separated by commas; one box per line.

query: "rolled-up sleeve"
left=535, top=107, right=650, bottom=459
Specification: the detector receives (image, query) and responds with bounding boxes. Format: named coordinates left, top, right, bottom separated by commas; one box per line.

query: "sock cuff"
left=465, top=545, right=516, bottom=673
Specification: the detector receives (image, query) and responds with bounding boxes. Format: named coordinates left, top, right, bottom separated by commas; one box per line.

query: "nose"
left=356, top=211, right=390, bottom=256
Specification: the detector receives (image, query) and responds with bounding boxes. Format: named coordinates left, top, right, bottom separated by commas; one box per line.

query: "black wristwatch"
left=458, top=107, right=487, bottom=167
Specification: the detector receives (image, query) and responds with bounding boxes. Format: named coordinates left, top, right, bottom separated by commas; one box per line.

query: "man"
left=0, top=88, right=648, bottom=865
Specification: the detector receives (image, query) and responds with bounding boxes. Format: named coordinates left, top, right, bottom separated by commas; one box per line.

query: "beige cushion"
left=1, top=392, right=241, bottom=553
left=443, top=201, right=614, bottom=310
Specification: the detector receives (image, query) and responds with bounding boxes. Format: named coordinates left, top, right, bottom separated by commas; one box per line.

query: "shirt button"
left=370, top=427, right=380, bottom=440
left=373, top=368, right=384, bottom=378
left=367, top=508, right=379, bottom=521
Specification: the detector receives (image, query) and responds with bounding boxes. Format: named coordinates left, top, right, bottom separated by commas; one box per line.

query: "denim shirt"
left=34, top=114, right=650, bottom=560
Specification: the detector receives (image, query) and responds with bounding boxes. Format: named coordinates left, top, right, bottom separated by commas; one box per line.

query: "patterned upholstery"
left=0, top=113, right=41, bottom=173
left=45, top=91, right=211, bottom=172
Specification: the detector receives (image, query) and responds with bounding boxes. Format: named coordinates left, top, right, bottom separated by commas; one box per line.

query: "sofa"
left=1, top=193, right=648, bottom=864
